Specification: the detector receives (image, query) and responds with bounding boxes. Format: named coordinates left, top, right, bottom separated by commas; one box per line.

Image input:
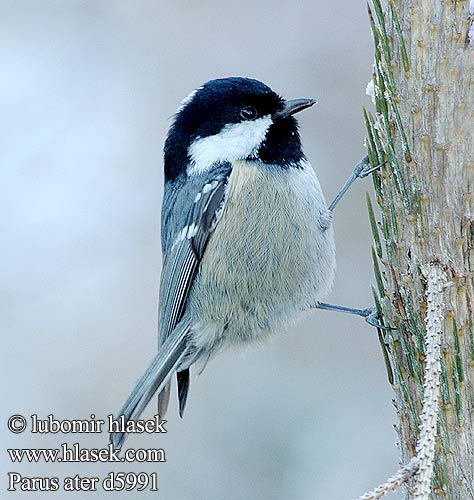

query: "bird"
left=110, top=76, right=337, bottom=449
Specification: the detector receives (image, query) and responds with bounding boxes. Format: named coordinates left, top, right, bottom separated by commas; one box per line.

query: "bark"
left=364, top=1, right=474, bottom=498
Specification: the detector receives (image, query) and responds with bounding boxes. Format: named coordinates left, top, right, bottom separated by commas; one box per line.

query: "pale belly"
left=186, top=160, right=336, bottom=351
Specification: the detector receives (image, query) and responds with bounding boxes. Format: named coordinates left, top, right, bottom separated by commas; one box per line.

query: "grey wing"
left=110, top=162, right=232, bottom=450
left=157, top=163, right=231, bottom=416
left=159, top=169, right=230, bottom=340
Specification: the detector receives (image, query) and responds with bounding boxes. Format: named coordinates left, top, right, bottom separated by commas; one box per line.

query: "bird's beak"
left=274, top=98, right=316, bottom=119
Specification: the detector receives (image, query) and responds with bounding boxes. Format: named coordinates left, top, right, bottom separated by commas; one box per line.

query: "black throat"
left=165, top=115, right=305, bottom=182
left=255, top=116, right=305, bottom=168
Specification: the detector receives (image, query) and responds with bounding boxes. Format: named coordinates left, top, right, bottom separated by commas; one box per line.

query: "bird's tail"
left=109, top=318, right=191, bottom=449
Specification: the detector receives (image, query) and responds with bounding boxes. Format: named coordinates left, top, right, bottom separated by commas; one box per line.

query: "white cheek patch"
left=187, top=115, right=273, bottom=176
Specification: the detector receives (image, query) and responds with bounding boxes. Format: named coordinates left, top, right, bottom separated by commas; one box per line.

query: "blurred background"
left=1, top=1, right=402, bottom=499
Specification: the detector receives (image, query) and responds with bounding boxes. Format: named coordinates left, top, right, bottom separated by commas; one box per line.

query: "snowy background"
left=1, top=1, right=402, bottom=499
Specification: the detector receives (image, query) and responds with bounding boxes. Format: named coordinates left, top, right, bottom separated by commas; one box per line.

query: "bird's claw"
left=361, top=306, right=393, bottom=330
left=356, top=155, right=386, bottom=179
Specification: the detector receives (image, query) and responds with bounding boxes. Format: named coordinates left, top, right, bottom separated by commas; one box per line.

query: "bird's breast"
left=187, top=159, right=336, bottom=347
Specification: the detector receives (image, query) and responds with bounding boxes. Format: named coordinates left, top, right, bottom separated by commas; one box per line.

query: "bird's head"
left=164, top=77, right=315, bottom=181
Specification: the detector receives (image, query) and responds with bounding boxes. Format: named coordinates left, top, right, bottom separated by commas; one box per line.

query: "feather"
left=110, top=317, right=191, bottom=449
left=177, top=369, right=190, bottom=417
left=111, top=163, right=231, bottom=447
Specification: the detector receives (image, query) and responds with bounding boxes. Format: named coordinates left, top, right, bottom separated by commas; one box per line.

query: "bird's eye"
left=240, top=106, right=257, bottom=120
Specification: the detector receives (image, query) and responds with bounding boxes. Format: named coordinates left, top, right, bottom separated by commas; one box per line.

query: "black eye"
left=240, top=106, right=257, bottom=120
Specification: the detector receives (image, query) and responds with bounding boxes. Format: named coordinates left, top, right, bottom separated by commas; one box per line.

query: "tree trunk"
left=364, top=1, right=474, bottom=498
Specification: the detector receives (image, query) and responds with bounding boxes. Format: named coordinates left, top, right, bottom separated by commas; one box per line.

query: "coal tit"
left=111, top=77, right=336, bottom=448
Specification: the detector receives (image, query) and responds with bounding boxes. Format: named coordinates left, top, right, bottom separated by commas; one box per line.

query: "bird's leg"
left=327, top=155, right=383, bottom=214
left=314, top=302, right=391, bottom=330
left=315, top=156, right=388, bottom=328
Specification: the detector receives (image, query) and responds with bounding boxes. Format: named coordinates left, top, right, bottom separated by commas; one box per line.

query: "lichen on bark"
left=364, top=0, right=474, bottom=498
